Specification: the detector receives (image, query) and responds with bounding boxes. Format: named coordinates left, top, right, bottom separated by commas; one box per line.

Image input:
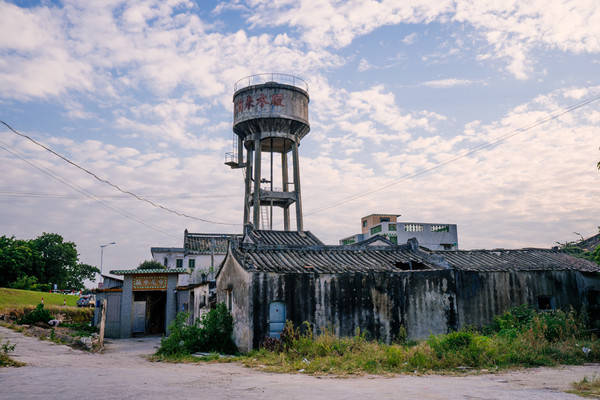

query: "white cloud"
left=402, top=32, right=417, bottom=45
left=422, top=78, right=476, bottom=88
left=238, top=0, right=600, bottom=79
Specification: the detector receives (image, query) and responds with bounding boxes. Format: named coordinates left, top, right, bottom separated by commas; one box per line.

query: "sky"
left=0, top=0, right=599, bottom=275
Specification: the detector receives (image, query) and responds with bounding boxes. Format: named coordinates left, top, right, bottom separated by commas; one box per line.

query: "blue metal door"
left=268, top=302, right=286, bottom=338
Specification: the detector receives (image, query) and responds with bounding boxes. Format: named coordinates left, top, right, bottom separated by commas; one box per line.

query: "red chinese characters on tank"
left=235, top=92, right=285, bottom=116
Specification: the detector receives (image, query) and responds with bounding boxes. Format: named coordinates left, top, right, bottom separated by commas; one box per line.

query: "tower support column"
left=252, top=138, right=262, bottom=229
left=292, top=138, right=303, bottom=231
left=282, top=150, right=290, bottom=231
left=243, top=145, right=252, bottom=225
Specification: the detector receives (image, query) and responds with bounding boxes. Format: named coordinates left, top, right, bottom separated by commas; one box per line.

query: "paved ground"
left=1, top=326, right=598, bottom=400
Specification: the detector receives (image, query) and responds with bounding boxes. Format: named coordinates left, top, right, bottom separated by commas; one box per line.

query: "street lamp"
left=100, top=242, right=116, bottom=277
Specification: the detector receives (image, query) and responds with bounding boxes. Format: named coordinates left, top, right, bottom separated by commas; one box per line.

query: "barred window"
left=404, top=224, right=423, bottom=232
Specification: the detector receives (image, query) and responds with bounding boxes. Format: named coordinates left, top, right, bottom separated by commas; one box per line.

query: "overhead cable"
left=0, top=120, right=240, bottom=226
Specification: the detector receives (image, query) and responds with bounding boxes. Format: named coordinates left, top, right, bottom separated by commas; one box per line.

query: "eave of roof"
left=110, top=268, right=188, bottom=275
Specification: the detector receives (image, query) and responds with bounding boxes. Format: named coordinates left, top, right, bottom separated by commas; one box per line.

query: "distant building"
left=151, top=230, right=241, bottom=273
left=340, top=213, right=458, bottom=251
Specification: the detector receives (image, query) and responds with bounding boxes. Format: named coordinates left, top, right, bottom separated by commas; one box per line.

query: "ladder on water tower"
left=260, top=206, right=270, bottom=230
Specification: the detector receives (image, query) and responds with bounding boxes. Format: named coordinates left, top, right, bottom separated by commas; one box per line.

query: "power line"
left=0, top=120, right=240, bottom=226
left=0, top=191, right=237, bottom=200
left=0, top=140, right=179, bottom=239
left=305, top=92, right=600, bottom=217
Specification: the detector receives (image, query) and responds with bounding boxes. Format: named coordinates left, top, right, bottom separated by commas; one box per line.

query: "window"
left=226, top=290, right=233, bottom=311
left=404, top=224, right=424, bottom=232
left=388, top=224, right=396, bottom=231
left=362, top=220, right=367, bottom=227
left=431, top=225, right=450, bottom=233
left=537, top=295, right=554, bottom=311
left=370, top=225, right=382, bottom=234
left=341, top=238, right=356, bottom=245
left=176, top=259, right=183, bottom=268
left=442, top=244, right=453, bottom=250
left=163, top=257, right=168, bottom=267
left=389, top=235, right=398, bottom=244
left=189, top=259, right=195, bottom=269
left=380, top=217, right=390, bottom=222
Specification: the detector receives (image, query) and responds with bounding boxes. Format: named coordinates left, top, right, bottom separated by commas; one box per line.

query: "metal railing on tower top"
left=234, top=73, right=309, bottom=92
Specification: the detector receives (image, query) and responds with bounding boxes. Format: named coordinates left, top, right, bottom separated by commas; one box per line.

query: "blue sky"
left=1, top=0, right=599, bottom=273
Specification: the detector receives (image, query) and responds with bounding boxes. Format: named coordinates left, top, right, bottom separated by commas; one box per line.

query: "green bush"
left=156, top=303, right=237, bottom=356
left=17, top=303, right=53, bottom=325
left=137, top=260, right=166, bottom=270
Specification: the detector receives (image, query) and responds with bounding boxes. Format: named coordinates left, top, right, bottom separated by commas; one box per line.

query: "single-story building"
left=216, top=228, right=600, bottom=352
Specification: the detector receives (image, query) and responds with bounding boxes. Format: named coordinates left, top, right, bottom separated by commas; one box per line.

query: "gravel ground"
left=1, top=326, right=598, bottom=400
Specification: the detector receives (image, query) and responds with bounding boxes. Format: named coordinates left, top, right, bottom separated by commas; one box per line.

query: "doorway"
left=133, top=291, right=166, bottom=334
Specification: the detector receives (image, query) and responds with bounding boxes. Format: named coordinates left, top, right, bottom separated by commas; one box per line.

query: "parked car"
left=77, top=295, right=95, bottom=307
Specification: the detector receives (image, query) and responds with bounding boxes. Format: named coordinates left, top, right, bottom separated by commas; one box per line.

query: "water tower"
left=225, top=73, right=310, bottom=231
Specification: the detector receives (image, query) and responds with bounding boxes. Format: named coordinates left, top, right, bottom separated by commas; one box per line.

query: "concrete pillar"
left=119, top=276, right=133, bottom=338
left=253, top=138, right=262, bottom=229
left=243, top=145, right=253, bottom=225
left=282, top=150, right=290, bottom=231
left=292, top=139, right=303, bottom=231
left=165, top=274, right=178, bottom=335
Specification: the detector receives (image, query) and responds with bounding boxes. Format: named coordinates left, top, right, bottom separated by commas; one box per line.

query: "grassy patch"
left=568, top=376, right=600, bottom=398
left=0, top=287, right=77, bottom=311
left=0, top=339, right=24, bottom=368
left=238, top=307, right=600, bottom=375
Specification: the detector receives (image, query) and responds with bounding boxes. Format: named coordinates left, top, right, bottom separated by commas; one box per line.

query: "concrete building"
left=216, top=227, right=600, bottom=352
left=340, top=213, right=459, bottom=250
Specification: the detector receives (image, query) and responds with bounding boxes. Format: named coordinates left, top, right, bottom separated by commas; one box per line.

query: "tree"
left=31, top=233, right=78, bottom=288
left=137, top=260, right=166, bottom=270
left=0, top=233, right=99, bottom=290
left=63, top=263, right=100, bottom=291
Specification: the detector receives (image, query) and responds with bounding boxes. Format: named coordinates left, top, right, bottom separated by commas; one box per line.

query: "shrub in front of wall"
left=17, top=303, right=53, bottom=325
left=156, top=303, right=237, bottom=356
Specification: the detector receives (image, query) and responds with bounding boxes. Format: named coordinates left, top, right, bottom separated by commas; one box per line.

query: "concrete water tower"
left=225, top=73, right=309, bottom=231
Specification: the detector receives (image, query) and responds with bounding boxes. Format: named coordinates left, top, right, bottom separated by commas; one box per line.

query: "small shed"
left=96, top=268, right=188, bottom=338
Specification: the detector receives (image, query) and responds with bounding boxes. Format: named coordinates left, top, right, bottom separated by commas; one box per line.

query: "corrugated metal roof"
left=110, top=268, right=188, bottom=275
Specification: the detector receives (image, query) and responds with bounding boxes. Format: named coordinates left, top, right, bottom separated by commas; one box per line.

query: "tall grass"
left=241, top=307, right=599, bottom=375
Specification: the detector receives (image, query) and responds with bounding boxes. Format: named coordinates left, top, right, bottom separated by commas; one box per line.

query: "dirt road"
left=1, top=326, right=598, bottom=399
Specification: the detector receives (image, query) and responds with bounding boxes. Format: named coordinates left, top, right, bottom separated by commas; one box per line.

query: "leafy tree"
left=31, top=233, right=78, bottom=288
left=0, top=232, right=99, bottom=290
left=137, top=260, right=166, bottom=270
left=64, top=263, right=100, bottom=291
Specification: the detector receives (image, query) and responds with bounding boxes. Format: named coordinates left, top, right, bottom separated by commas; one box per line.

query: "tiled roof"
left=110, top=268, right=188, bottom=275
left=244, top=229, right=324, bottom=246
left=232, top=243, right=446, bottom=273
left=577, top=233, right=600, bottom=252
left=185, top=232, right=241, bottom=255
left=431, top=248, right=600, bottom=272
left=151, top=247, right=184, bottom=253
left=228, top=242, right=600, bottom=274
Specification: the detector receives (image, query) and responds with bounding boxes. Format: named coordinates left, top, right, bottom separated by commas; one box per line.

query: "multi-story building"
left=151, top=230, right=241, bottom=272
left=340, top=214, right=458, bottom=250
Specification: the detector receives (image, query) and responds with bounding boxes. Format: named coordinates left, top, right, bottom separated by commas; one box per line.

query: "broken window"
left=537, top=295, right=554, bottom=311
left=394, top=260, right=429, bottom=270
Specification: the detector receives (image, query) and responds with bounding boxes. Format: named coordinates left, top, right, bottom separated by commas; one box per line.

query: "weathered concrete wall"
left=216, top=254, right=252, bottom=352
left=119, top=276, right=133, bottom=338
left=248, top=270, right=457, bottom=348
left=165, top=275, right=178, bottom=335
left=455, top=270, right=600, bottom=329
